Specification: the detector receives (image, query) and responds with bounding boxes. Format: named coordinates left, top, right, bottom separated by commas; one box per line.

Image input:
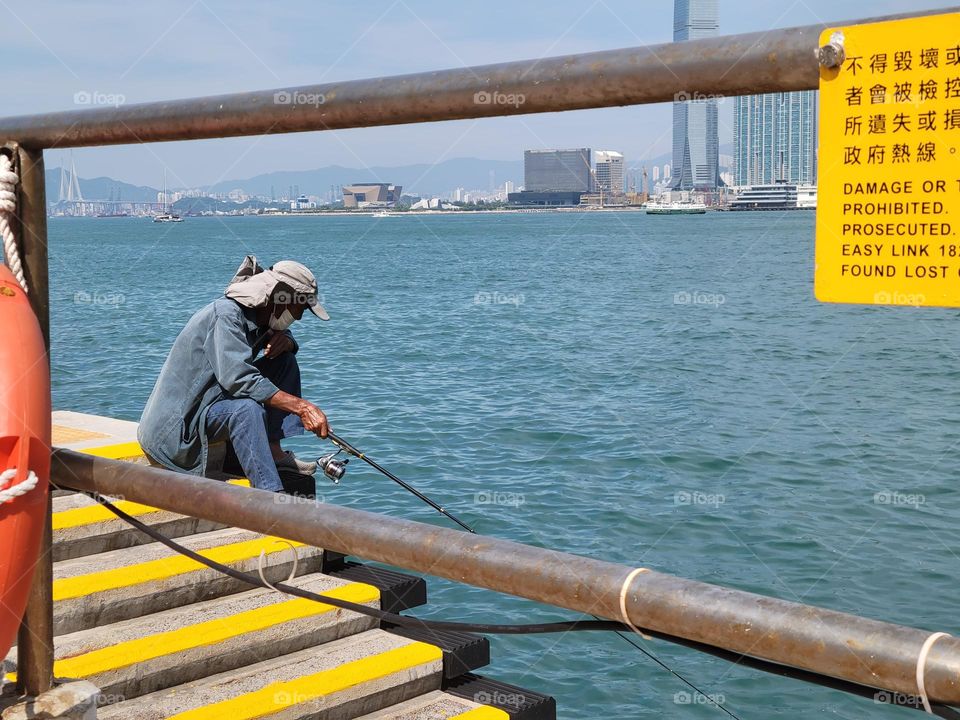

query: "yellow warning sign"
left=815, top=13, right=960, bottom=307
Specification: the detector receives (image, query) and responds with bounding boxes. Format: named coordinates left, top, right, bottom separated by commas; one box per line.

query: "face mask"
left=268, top=309, right=295, bottom=332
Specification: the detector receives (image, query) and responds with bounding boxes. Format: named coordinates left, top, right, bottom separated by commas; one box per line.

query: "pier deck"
left=2, top=411, right=555, bottom=720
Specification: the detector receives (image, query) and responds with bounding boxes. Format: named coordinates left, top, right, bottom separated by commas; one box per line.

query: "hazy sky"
left=3, top=0, right=956, bottom=188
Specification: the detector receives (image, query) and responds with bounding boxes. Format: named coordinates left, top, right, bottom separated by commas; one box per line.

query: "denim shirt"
left=137, top=297, right=296, bottom=475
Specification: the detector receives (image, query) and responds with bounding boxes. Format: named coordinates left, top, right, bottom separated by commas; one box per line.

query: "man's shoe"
left=275, top=450, right=318, bottom=476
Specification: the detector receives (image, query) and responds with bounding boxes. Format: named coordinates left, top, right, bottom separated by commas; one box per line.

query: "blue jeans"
left=205, top=352, right=305, bottom=492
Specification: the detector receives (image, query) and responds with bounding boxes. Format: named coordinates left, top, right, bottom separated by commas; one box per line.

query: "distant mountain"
left=44, top=158, right=524, bottom=201
left=45, top=146, right=735, bottom=202
left=45, top=169, right=159, bottom=203
left=205, top=157, right=524, bottom=198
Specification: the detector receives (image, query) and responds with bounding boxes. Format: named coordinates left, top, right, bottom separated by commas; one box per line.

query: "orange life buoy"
left=0, top=263, right=50, bottom=660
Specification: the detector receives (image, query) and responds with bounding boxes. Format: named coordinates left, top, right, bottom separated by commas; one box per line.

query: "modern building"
left=506, top=191, right=584, bottom=207
left=594, top=151, right=625, bottom=194
left=523, top=149, right=592, bottom=192
left=341, top=183, right=403, bottom=208
left=734, top=91, right=818, bottom=186
left=509, top=148, right=592, bottom=206
left=671, top=0, right=721, bottom=190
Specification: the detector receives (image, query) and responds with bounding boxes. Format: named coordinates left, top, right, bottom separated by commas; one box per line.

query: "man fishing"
left=138, top=256, right=330, bottom=493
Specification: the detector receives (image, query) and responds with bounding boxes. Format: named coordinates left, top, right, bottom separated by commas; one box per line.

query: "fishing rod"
left=316, top=431, right=476, bottom=534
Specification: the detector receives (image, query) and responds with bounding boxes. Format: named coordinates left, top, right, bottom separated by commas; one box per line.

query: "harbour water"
left=50, top=212, right=959, bottom=719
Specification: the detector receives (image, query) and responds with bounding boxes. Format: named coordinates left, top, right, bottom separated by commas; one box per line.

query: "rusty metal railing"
left=0, top=8, right=955, bottom=149
left=4, top=5, right=959, bottom=709
left=52, top=450, right=960, bottom=707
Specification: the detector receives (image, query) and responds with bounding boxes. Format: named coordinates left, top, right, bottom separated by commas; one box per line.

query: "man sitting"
left=138, top=256, right=330, bottom=493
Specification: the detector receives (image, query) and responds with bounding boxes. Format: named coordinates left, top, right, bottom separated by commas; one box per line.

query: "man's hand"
left=298, top=400, right=329, bottom=439
left=263, top=332, right=295, bottom=359
left=265, top=391, right=330, bottom=439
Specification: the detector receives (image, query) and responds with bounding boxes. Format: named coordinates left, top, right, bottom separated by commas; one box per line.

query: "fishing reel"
left=316, top=450, right=348, bottom=484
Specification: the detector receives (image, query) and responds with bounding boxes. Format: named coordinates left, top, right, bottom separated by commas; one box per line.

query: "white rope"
left=0, top=468, right=39, bottom=503
left=256, top=540, right=300, bottom=592
left=619, top=566, right=651, bottom=639
left=0, top=153, right=26, bottom=294
left=916, top=631, right=950, bottom=713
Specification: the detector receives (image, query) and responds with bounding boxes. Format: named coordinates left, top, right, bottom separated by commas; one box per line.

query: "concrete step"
left=356, top=690, right=509, bottom=719
left=52, top=526, right=323, bottom=635
left=6, top=573, right=381, bottom=702
left=97, top=629, right=444, bottom=720
left=51, top=489, right=238, bottom=561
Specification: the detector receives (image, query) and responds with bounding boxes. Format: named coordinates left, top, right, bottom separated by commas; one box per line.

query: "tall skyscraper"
left=734, top=91, right=818, bottom=186
left=594, top=151, right=624, bottom=193
left=671, top=0, right=721, bottom=190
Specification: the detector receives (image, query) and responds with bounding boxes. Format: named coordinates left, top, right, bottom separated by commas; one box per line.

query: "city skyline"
left=2, top=1, right=953, bottom=188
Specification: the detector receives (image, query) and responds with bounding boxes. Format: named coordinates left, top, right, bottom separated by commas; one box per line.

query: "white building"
left=594, top=150, right=625, bottom=194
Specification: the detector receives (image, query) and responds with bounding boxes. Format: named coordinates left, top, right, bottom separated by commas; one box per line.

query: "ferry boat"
left=643, top=201, right=707, bottom=215
left=729, top=183, right=817, bottom=211
left=153, top=213, right=183, bottom=223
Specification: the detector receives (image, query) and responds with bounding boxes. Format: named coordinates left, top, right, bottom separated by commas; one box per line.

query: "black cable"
left=79, top=490, right=960, bottom=717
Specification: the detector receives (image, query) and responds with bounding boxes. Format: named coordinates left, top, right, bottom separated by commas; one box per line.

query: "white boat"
left=728, top=182, right=817, bottom=211
left=643, top=201, right=707, bottom=215
left=153, top=169, right=183, bottom=222
left=371, top=210, right=394, bottom=217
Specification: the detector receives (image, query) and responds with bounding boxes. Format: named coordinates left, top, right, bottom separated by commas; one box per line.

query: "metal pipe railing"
left=52, top=449, right=960, bottom=706
left=0, top=7, right=955, bottom=149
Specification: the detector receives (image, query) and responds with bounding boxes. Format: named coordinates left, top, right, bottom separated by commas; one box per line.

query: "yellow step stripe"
left=53, top=479, right=249, bottom=530
left=166, top=641, right=443, bottom=720
left=53, top=498, right=165, bottom=530
left=53, top=536, right=302, bottom=601
left=451, top=708, right=511, bottom=720
left=53, top=583, right=379, bottom=678
left=79, top=440, right=146, bottom=460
